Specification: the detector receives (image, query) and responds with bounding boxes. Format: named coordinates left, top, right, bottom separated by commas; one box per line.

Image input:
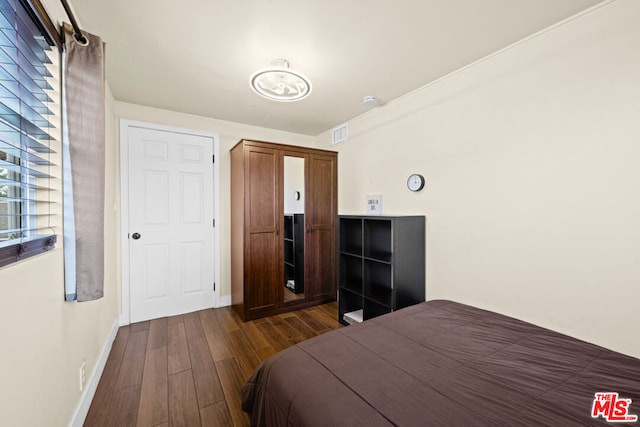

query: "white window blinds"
left=0, top=0, right=59, bottom=267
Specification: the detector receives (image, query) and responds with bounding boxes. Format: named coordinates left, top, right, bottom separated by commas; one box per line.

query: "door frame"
left=119, top=119, right=221, bottom=325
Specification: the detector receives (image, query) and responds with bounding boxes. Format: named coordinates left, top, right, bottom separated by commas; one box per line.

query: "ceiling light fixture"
left=250, top=59, right=311, bottom=102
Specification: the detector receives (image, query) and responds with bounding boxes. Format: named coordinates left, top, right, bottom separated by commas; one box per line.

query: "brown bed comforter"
left=242, top=300, right=640, bottom=426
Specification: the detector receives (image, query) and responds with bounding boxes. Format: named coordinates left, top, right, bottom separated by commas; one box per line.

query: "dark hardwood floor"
left=84, top=302, right=341, bottom=426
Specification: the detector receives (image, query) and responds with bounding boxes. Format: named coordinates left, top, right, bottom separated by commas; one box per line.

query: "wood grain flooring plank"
left=200, top=401, right=234, bottom=427
left=101, top=325, right=132, bottom=390
left=109, top=326, right=132, bottom=365
left=255, top=346, right=276, bottom=363
left=283, top=314, right=319, bottom=340
left=279, top=311, right=296, bottom=317
left=168, top=321, right=187, bottom=345
left=167, top=314, right=184, bottom=325
left=296, top=309, right=331, bottom=333
left=214, top=307, right=241, bottom=333
left=115, top=330, right=149, bottom=390
left=84, top=326, right=132, bottom=426
left=97, top=327, right=131, bottom=390
left=101, top=384, right=141, bottom=427
left=269, top=315, right=305, bottom=344
left=317, top=301, right=340, bottom=320
left=147, top=317, right=168, bottom=350
left=168, top=369, right=201, bottom=427
left=240, top=319, right=272, bottom=352
left=200, top=309, right=234, bottom=361
left=253, top=319, right=291, bottom=353
left=227, top=329, right=261, bottom=379
left=136, top=347, right=168, bottom=427
left=215, top=358, right=250, bottom=427
left=168, top=322, right=191, bottom=375
left=203, top=327, right=233, bottom=362
left=198, top=309, right=222, bottom=336
left=227, top=307, right=245, bottom=326
left=183, top=311, right=205, bottom=341
left=187, top=338, right=225, bottom=408
left=84, top=385, right=112, bottom=425
left=131, top=321, right=150, bottom=332
left=307, top=307, right=341, bottom=330
left=326, top=300, right=339, bottom=311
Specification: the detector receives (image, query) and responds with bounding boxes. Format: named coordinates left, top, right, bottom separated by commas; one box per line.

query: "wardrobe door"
left=306, top=152, right=337, bottom=301
left=245, top=144, right=282, bottom=317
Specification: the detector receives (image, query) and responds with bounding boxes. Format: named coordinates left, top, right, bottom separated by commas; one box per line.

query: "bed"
left=242, top=300, right=640, bottom=426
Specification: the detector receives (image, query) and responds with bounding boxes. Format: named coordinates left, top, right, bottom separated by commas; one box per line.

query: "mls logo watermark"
left=591, top=392, right=638, bottom=423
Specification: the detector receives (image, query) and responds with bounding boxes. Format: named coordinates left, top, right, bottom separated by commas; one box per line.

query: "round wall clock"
left=407, top=174, right=425, bottom=192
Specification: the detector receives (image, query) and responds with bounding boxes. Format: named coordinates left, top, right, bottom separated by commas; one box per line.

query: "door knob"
left=131, top=232, right=141, bottom=240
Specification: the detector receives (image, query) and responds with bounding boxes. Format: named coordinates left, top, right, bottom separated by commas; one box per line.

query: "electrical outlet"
left=79, top=361, right=86, bottom=392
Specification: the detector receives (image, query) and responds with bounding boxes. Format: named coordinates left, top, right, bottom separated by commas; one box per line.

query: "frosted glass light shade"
left=250, top=61, right=311, bottom=102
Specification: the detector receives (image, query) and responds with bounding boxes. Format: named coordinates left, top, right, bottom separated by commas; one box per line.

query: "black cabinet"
left=284, top=214, right=304, bottom=294
left=338, top=215, right=425, bottom=325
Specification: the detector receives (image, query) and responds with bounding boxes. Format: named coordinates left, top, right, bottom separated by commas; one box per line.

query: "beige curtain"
left=63, top=24, right=106, bottom=302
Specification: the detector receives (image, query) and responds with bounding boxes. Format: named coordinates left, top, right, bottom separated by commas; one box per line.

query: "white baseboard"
left=216, top=294, right=231, bottom=307
left=69, top=318, right=120, bottom=427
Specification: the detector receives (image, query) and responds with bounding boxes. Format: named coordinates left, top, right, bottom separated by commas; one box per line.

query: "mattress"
left=242, top=300, right=640, bottom=426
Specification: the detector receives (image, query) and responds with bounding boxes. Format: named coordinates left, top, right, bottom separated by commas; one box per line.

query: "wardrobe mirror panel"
left=283, top=156, right=305, bottom=303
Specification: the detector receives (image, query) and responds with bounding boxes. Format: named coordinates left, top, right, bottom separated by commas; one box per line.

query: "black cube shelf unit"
left=338, top=215, right=425, bottom=325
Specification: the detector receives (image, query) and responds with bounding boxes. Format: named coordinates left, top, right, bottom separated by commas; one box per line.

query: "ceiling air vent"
left=332, top=123, right=348, bottom=144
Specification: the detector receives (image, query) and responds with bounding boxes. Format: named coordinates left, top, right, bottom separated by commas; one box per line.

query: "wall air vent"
left=332, top=123, right=348, bottom=144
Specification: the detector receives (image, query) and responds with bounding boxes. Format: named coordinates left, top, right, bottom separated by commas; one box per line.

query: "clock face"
left=407, top=174, right=425, bottom=192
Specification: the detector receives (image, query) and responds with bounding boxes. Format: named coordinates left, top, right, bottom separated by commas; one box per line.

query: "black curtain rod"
left=59, top=0, right=87, bottom=44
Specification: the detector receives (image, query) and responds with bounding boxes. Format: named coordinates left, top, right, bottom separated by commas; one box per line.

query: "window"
left=0, top=0, right=61, bottom=267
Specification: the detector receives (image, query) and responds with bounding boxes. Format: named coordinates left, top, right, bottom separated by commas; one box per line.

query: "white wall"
left=115, top=102, right=316, bottom=301
left=0, top=0, right=120, bottom=424
left=318, top=0, right=640, bottom=358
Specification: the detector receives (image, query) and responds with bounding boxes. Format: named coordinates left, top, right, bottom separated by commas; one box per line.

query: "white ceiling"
left=70, top=0, right=603, bottom=136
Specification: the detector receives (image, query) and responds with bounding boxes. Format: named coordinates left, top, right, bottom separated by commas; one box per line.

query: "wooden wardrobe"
left=230, top=139, right=338, bottom=321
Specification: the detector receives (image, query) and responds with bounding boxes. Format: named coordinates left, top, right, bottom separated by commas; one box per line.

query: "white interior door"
left=128, top=125, right=215, bottom=322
